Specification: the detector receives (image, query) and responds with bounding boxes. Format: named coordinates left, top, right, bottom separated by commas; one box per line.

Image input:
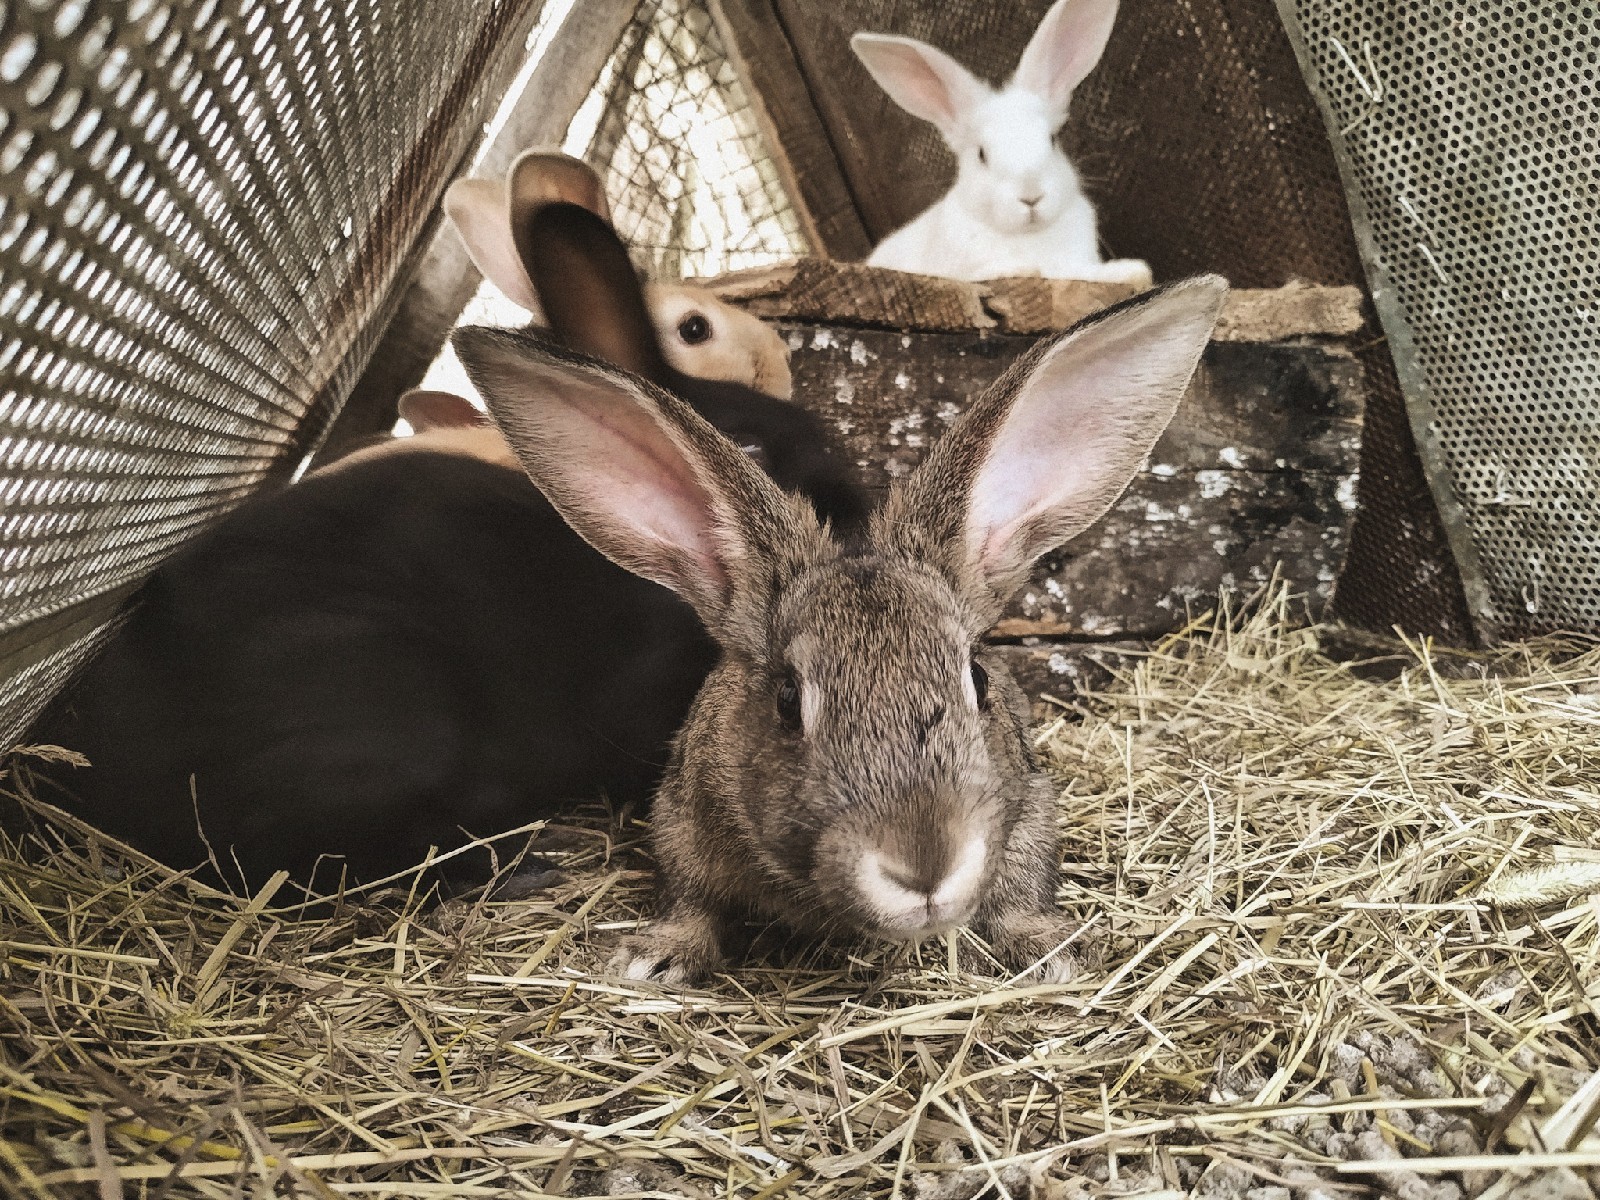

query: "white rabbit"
left=852, top=0, right=1152, bottom=288
left=446, top=150, right=793, bottom=399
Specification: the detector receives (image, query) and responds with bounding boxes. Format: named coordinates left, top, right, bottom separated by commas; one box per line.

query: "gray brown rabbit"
left=456, top=274, right=1228, bottom=982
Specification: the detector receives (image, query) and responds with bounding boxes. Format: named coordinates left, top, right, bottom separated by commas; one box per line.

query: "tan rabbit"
left=455, top=275, right=1227, bottom=983
left=446, top=149, right=793, bottom=399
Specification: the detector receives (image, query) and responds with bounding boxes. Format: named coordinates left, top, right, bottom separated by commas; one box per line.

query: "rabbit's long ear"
left=882, top=276, right=1227, bottom=626
left=850, top=32, right=987, bottom=140
left=397, top=390, right=487, bottom=432
left=506, top=148, right=612, bottom=224
left=514, top=197, right=674, bottom=385
left=444, top=177, right=542, bottom=316
left=453, top=326, right=816, bottom=648
left=1012, top=0, right=1119, bottom=119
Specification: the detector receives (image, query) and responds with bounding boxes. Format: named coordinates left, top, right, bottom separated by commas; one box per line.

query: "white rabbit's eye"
left=677, top=313, right=712, bottom=344
left=777, top=672, right=803, bottom=731
left=977, top=146, right=988, bottom=166
left=970, top=659, right=990, bottom=709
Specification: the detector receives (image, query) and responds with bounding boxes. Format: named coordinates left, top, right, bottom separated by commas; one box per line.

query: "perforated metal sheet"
left=1277, top=1, right=1599, bottom=640
left=0, top=0, right=544, bottom=747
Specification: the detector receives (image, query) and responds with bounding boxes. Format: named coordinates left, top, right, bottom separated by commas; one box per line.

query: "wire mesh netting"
left=0, top=0, right=543, bottom=747
left=1279, top=1, right=1600, bottom=640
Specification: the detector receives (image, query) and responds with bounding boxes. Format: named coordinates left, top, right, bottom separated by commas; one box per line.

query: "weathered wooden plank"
left=781, top=325, right=1364, bottom=638
left=707, top=0, right=872, bottom=260
left=312, top=0, right=642, bottom=467
left=706, top=261, right=1363, bottom=340
left=992, top=642, right=1143, bottom=713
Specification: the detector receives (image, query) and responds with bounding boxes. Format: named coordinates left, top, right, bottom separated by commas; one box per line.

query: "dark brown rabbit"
left=30, top=196, right=865, bottom=894
left=455, top=274, right=1228, bottom=981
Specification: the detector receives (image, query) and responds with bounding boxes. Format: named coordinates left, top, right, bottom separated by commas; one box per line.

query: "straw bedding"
left=3, top=589, right=1600, bottom=1198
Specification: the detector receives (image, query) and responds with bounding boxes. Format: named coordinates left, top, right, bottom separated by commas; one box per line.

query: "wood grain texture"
left=708, top=0, right=872, bottom=259
left=780, top=325, right=1364, bottom=638
left=705, top=261, right=1363, bottom=340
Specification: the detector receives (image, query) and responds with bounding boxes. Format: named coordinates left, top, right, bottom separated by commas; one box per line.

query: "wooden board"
left=706, top=260, right=1364, bottom=340
left=708, top=0, right=872, bottom=260
left=780, top=325, right=1364, bottom=639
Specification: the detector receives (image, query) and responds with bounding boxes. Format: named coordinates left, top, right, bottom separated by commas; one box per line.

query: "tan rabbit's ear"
left=881, top=276, right=1228, bottom=626
left=850, top=32, right=987, bottom=140
left=1013, top=0, right=1120, bottom=119
left=443, top=176, right=543, bottom=316
left=451, top=325, right=815, bottom=647
left=397, top=390, right=487, bottom=431
left=507, top=149, right=611, bottom=224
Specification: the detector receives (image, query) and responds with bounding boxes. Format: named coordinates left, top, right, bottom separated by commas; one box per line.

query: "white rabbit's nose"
left=1021, top=193, right=1044, bottom=209
left=858, top=835, right=988, bottom=937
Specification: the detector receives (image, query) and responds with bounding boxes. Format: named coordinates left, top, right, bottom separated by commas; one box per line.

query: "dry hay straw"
left=4, top=587, right=1600, bottom=1199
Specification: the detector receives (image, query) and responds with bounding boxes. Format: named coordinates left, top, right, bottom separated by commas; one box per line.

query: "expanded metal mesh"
left=0, top=0, right=541, bottom=746
left=572, top=0, right=806, bottom=280
left=1279, top=1, right=1600, bottom=640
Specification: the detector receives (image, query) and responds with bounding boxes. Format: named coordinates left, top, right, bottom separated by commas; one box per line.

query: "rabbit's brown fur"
left=459, top=275, right=1228, bottom=984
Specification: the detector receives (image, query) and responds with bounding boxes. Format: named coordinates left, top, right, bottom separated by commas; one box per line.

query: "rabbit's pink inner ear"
left=456, top=332, right=734, bottom=615
left=397, top=390, right=487, bottom=432
left=444, top=177, right=542, bottom=316
left=1013, top=0, right=1119, bottom=115
left=850, top=33, right=980, bottom=137
left=960, top=277, right=1229, bottom=607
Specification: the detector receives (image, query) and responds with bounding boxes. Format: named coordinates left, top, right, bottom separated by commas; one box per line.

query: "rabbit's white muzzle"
left=854, top=832, right=989, bottom=940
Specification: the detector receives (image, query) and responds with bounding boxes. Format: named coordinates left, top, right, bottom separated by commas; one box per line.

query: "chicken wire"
left=1277, top=1, right=1600, bottom=641
left=573, top=0, right=807, bottom=280
left=0, top=0, right=545, bottom=748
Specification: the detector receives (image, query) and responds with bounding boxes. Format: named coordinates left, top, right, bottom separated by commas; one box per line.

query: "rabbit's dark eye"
left=970, top=659, right=989, bottom=709
left=776, top=672, right=803, bottom=730
left=677, top=313, right=712, bottom=344
left=977, top=146, right=988, bottom=166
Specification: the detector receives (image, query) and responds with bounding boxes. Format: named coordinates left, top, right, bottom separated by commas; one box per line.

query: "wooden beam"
left=780, top=324, right=1365, bottom=639
left=708, top=0, right=872, bottom=260
left=310, top=0, right=643, bottom=467
left=704, top=261, right=1365, bottom=341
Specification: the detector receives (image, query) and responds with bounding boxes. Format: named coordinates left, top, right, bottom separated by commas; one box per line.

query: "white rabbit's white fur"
left=853, top=0, right=1151, bottom=287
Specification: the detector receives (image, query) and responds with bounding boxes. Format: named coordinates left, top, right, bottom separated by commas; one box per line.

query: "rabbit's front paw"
left=1102, top=258, right=1155, bottom=290
left=610, top=915, right=726, bottom=985
left=985, top=910, right=1084, bottom=983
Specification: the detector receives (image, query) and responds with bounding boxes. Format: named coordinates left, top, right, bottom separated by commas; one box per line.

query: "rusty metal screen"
left=1277, top=1, right=1599, bottom=640
left=0, top=0, right=546, bottom=749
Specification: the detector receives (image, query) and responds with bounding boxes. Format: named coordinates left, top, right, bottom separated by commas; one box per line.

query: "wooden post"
left=707, top=0, right=873, bottom=260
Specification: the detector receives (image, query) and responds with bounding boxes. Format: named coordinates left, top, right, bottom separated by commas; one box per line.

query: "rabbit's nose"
left=859, top=834, right=987, bottom=933
left=1020, top=193, right=1044, bottom=209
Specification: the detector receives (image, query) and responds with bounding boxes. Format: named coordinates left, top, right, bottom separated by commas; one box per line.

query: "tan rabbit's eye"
left=677, top=313, right=712, bottom=344
left=776, top=672, right=803, bottom=730
left=970, top=659, right=990, bottom=709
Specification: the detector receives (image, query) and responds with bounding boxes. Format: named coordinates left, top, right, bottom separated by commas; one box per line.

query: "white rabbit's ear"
left=1013, top=0, right=1119, bottom=118
left=882, top=276, right=1228, bottom=625
left=443, top=176, right=543, bottom=316
left=850, top=32, right=987, bottom=139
